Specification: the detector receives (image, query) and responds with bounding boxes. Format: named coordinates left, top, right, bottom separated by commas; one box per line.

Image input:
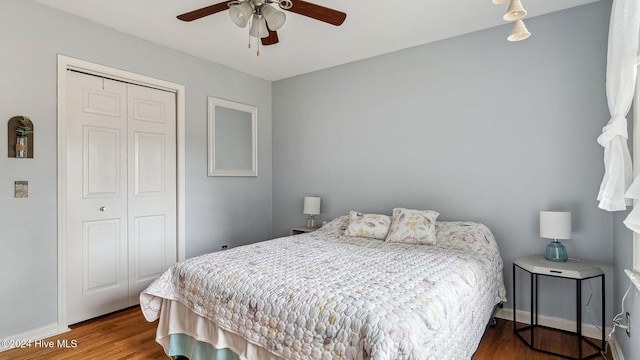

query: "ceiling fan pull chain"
left=247, top=16, right=252, bottom=49
left=256, top=36, right=261, bottom=56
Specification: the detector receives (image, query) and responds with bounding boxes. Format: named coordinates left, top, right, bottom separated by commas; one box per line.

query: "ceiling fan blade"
left=261, top=29, right=280, bottom=46
left=287, top=0, right=346, bottom=26
left=177, top=1, right=230, bottom=22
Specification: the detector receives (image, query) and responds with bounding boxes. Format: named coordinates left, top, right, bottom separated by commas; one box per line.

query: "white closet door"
left=64, top=70, right=177, bottom=324
left=127, top=83, right=177, bottom=305
left=65, top=71, right=129, bottom=324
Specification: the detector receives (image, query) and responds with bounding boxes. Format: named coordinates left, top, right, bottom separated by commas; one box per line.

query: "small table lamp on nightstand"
left=303, top=196, right=321, bottom=228
left=539, top=210, right=571, bottom=262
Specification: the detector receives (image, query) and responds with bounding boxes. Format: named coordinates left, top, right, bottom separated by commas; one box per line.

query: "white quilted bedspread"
left=141, top=219, right=506, bottom=360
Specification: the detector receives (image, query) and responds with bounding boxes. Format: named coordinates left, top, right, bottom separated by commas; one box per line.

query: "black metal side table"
left=513, top=255, right=605, bottom=360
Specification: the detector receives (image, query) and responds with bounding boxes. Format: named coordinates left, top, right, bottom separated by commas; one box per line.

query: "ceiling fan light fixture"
left=176, top=0, right=347, bottom=48
left=249, top=15, right=269, bottom=38
left=262, top=4, right=286, bottom=31
left=507, top=19, right=531, bottom=41
left=503, top=0, right=527, bottom=21
left=277, top=0, right=294, bottom=10
left=229, top=2, right=253, bottom=28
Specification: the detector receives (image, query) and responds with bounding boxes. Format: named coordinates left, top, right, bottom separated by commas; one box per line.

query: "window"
left=634, top=63, right=640, bottom=272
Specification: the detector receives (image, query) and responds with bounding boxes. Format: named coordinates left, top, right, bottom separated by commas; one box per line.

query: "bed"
left=141, top=210, right=507, bottom=360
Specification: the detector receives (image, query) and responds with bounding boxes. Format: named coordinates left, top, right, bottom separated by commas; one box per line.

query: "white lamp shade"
left=540, top=211, right=571, bottom=240
left=229, top=2, right=253, bottom=28
left=507, top=19, right=531, bottom=41
left=249, top=15, right=269, bottom=38
left=492, top=0, right=509, bottom=4
left=503, top=0, right=527, bottom=21
left=262, top=4, right=286, bottom=31
left=303, top=197, right=321, bottom=215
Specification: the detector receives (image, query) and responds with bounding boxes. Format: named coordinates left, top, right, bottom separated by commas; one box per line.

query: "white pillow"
left=385, top=208, right=440, bottom=245
left=344, top=211, right=392, bottom=240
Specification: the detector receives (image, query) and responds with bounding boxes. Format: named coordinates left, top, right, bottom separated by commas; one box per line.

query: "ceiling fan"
left=177, top=0, right=346, bottom=49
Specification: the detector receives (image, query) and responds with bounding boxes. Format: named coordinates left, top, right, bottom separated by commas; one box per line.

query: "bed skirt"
left=157, top=299, right=284, bottom=360
left=157, top=298, right=504, bottom=360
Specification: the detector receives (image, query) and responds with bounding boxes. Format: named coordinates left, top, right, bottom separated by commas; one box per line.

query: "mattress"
left=141, top=217, right=507, bottom=359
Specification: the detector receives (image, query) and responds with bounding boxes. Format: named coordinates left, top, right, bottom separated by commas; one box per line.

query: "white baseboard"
left=496, top=307, right=611, bottom=340
left=0, top=323, right=69, bottom=353
left=608, top=334, right=624, bottom=360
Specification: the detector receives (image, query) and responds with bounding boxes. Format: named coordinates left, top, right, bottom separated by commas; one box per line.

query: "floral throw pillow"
left=316, top=215, right=349, bottom=236
left=344, top=211, right=392, bottom=240
left=385, top=208, right=440, bottom=245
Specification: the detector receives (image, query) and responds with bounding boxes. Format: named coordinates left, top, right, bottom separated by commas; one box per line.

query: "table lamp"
left=303, top=196, right=321, bottom=228
left=539, top=210, right=571, bottom=262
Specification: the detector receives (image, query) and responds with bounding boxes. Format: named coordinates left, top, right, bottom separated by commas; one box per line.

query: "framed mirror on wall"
left=207, top=96, right=257, bottom=177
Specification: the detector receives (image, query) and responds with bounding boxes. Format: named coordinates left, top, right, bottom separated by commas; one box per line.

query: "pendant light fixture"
left=507, top=19, right=531, bottom=41
left=492, top=0, right=530, bottom=41
left=503, top=0, right=527, bottom=21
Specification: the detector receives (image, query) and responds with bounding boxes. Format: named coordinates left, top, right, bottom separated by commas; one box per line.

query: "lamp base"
left=545, top=241, right=568, bottom=262
left=306, top=215, right=317, bottom=228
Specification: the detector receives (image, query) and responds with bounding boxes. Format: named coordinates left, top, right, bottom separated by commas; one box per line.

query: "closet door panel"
left=65, top=71, right=129, bottom=325
left=133, top=215, right=166, bottom=281
left=127, top=84, right=177, bottom=305
left=134, top=132, right=165, bottom=195
left=83, top=219, right=122, bottom=292
left=83, top=127, right=121, bottom=197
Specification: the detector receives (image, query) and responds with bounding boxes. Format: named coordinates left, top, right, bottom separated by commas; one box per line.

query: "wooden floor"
left=474, top=319, right=612, bottom=360
left=0, top=306, right=613, bottom=360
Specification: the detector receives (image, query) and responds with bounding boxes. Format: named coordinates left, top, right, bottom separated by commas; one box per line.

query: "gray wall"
left=273, top=1, right=614, bottom=326
left=0, top=0, right=272, bottom=338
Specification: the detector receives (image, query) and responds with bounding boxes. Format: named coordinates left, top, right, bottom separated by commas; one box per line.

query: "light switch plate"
left=14, top=181, right=28, bottom=198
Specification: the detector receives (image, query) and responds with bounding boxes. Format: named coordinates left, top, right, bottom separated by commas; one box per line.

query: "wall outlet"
left=221, top=245, right=228, bottom=250
left=627, top=312, right=631, bottom=337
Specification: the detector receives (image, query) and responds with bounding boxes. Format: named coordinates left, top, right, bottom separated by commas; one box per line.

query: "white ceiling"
left=36, top=0, right=600, bottom=81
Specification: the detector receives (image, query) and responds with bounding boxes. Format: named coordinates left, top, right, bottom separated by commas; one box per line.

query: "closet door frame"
left=56, top=54, right=186, bottom=333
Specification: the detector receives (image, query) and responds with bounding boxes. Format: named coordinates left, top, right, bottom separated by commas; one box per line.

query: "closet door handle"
left=99, top=206, right=106, bottom=212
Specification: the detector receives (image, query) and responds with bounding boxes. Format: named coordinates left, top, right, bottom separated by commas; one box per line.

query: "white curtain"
left=597, top=0, right=640, bottom=215
left=625, top=174, right=640, bottom=232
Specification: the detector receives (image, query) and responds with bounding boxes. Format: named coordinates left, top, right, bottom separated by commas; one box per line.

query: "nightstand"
left=290, top=226, right=319, bottom=235
left=513, top=255, right=605, bottom=360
